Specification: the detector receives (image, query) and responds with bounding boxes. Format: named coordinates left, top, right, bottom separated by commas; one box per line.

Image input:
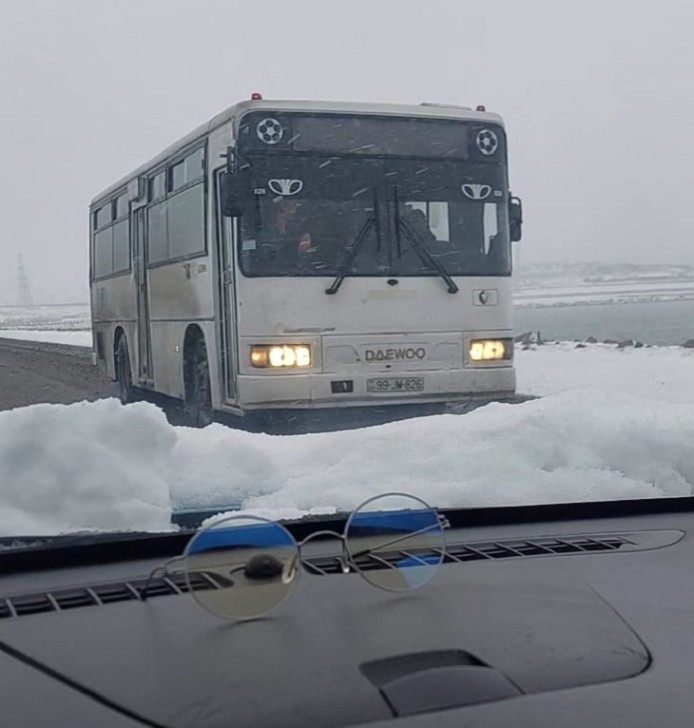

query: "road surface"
left=0, top=336, right=536, bottom=429
left=0, top=337, right=116, bottom=412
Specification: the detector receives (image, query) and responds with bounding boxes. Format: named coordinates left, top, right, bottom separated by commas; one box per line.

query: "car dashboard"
left=1, top=498, right=694, bottom=728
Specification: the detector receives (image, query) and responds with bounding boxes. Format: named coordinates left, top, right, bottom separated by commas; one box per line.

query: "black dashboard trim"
left=1, top=496, right=692, bottom=575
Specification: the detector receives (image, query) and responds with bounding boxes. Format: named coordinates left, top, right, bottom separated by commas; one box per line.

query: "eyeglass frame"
left=140, top=492, right=450, bottom=616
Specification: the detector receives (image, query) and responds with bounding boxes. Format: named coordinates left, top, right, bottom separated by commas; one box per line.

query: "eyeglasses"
left=141, top=492, right=448, bottom=622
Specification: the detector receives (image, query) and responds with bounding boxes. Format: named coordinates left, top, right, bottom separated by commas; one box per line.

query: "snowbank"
left=3, top=364, right=694, bottom=535
left=191, top=390, right=694, bottom=522
left=0, top=400, right=174, bottom=536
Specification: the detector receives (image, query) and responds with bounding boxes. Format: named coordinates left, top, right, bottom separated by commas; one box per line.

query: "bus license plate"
left=367, top=377, right=424, bottom=393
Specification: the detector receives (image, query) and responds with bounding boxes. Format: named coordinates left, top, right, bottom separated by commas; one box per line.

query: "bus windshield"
left=238, top=156, right=511, bottom=278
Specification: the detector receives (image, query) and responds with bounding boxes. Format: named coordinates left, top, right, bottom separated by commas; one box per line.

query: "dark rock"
left=575, top=343, right=587, bottom=349
left=585, top=336, right=598, bottom=344
left=617, top=340, right=634, bottom=349
left=603, top=339, right=619, bottom=345
left=514, top=331, right=533, bottom=344
left=634, top=341, right=644, bottom=349
left=682, top=339, right=694, bottom=348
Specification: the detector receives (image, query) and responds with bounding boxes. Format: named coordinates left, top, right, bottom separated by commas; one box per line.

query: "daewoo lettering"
left=364, top=347, right=427, bottom=362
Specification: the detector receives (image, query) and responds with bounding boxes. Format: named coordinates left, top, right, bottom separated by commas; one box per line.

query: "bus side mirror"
left=509, top=196, right=523, bottom=242
left=220, top=172, right=244, bottom=217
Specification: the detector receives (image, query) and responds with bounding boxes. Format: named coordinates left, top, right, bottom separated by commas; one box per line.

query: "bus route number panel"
left=366, top=377, right=425, bottom=394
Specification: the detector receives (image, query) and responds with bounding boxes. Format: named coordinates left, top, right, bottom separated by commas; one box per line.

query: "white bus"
left=89, top=97, right=522, bottom=427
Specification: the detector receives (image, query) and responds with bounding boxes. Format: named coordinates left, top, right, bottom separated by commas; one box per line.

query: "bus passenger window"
left=149, top=172, right=166, bottom=202
left=94, top=227, right=113, bottom=277
left=113, top=220, right=130, bottom=272
left=115, top=194, right=128, bottom=220
left=185, top=148, right=205, bottom=182
left=95, top=205, right=112, bottom=230
left=171, top=160, right=186, bottom=191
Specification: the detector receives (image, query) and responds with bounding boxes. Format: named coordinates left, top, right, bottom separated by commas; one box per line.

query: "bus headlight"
left=250, top=344, right=312, bottom=368
left=469, top=339, right=512, bottom=361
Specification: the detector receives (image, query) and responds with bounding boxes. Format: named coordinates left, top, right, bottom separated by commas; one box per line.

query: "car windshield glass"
left=3, top=4, right=694, bottom=545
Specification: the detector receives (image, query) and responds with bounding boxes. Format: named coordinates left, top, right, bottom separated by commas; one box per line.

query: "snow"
left=2, top=341, right=694, bottom=536
left=0, top=304, right=92, bottom=347
left=518, top=342, right=694, bottom=404
left=0, top=304, right=90, bottom=331
left=0, top=400, right=173, bottom=537
left=0, top=329, right=93, bottom=347
left=514, top=263, right=694, bottom=308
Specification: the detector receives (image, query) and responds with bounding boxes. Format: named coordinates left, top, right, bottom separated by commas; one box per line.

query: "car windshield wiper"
left=325, top=216, right=377, bottom=295
left=397, top=218, right=459, bottom=294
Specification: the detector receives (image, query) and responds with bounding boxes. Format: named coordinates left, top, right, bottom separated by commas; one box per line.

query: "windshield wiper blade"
left=398, top=219, right=459, bottom=294
left=325, top=216, right=377, bottom=295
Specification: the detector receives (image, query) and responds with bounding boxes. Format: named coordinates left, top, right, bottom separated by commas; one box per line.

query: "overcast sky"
left=1, top=0, right=693, bottom=303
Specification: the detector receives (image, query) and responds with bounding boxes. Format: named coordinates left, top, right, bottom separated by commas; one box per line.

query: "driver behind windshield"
left=272, top=198, right=315, bottom=257
left=242, top=197, right=353, bottom=275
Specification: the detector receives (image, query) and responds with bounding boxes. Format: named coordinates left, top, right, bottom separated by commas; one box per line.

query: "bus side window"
left=115, top=193, right=128, bottom=220
left=170, top=148, right=205, bottom=192
left=149, top=172, right=166, bottom=202
left=171, top=160, right=186, bottom=191
left=185, top=148, right=205, bottom=182
left=95, top=204, right=112, bottom=230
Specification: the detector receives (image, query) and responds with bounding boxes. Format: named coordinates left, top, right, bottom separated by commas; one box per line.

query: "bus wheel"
left=115, top=336, right=137, bottom=405
left=184, top=337, right=213, bottom=428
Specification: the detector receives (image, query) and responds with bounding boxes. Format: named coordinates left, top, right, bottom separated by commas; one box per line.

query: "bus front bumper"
left=231, top=366, right=516, bottom=411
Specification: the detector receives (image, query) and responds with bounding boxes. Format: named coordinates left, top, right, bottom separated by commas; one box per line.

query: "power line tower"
left=17, top=254, right=33, bottom=307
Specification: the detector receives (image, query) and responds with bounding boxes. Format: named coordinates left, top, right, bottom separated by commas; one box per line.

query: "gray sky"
left=1, top=0, right=693, bottom=303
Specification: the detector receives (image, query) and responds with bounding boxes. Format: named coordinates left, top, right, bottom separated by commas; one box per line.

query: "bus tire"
left=115, top=336, right=137, bottom=405
left=184, top=337, right=213, bottom=428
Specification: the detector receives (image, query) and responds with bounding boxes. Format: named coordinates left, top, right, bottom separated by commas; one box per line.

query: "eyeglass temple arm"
left=140, top=556, right=185, bottom=601
left=349, top=519, right=448, bottom=560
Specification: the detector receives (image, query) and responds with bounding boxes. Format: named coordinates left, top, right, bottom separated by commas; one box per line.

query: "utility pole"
left=17, top=254, right=33, bottom=307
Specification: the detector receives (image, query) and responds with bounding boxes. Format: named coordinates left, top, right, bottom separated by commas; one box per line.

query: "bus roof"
left=90, top=99, right=505, bottom=206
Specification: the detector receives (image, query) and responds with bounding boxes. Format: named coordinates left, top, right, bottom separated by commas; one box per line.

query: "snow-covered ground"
left=0, top=304, right=91, bottom=346
left=514, top=262, right=694, bottom=308
left=0, top=329, right=93, bottom=347
left=0, top=304, right=90, bottom=331
left=518, top=341, right=694, bottom=404
left=515, top=280, right=694, bottom=308
left=1, top=341, right=694, bottom=536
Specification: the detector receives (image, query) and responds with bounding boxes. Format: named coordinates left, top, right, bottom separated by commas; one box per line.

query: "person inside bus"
left=252, top=197, right=322, bottom=274
left=272, top=198, right=315, bottom=256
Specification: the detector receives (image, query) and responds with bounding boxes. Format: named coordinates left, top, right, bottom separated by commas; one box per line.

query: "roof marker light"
left=251, top=92, right=263, bottom=100
left=476, top=105, right=486, bottom=112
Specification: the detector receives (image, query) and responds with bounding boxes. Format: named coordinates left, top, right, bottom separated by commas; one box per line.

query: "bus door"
left=132, top=206, right=153, bottom=385
left=216, top=169, right=238, bottom=403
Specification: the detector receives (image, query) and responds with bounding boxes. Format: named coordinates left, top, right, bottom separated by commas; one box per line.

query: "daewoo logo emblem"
left=461, top=183, right=492, bottom=201
left=268, top=179, right=304, bottom=196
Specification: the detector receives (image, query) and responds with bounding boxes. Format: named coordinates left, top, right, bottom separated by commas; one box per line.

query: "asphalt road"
left=0, top=337, right=117, bottom=412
